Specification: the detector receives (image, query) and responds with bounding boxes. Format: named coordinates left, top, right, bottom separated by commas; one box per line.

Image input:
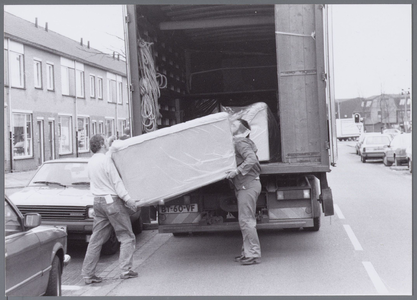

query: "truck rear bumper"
left=159, top=218, right=314, bottom=233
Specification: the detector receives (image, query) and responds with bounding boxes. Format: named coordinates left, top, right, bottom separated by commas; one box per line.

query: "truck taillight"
left=303, top=189, right=310, bottom=199
left=276, top=189, right=311, bottom=200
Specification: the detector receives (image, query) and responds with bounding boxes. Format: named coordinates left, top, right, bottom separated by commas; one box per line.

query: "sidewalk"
left=4, top=169, right=37, bottom=189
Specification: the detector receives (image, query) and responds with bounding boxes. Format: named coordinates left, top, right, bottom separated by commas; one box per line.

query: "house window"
left=10, top=51, right=25, bottom=88
left=90, top=75, right=96, bottom=98
left=118, top=119, right=127, bottom=135
left=97, top=77, right=103, bottom=99
left=105, top=119, right=115, bottom=137
left=118, top=81, right=123, bottom=104
left=366, top=101, right=372, bottom=107
left=98, top=121, right=104, bottom=134
left=76, top=63, right=85, bottom=98
left=108, top=79, right=117, bottom=103
left=12, top=112, right=33, bottom=158
left=91, top=121, right=97, bottom=135
left=46, top=63, right=54, bottom=91
left=33, top=60, right=42, bottom=89
left=61, top=58, right=75, bottom=96
left=77, top=117, right=90, bottom=152
left=58, top=115, right=73, bottom=154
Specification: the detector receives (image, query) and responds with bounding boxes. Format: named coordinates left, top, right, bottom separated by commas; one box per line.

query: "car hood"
left=9, top=187, right=94, bottom=206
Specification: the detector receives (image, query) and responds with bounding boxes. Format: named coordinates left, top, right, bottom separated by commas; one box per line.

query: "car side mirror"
left=24, top=213, right=42, bottom=228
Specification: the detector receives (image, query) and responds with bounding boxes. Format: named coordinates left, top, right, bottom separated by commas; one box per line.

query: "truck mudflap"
left=319, top=188, right=334, bottom=216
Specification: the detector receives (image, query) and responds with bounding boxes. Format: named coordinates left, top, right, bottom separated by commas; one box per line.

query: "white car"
left=360, top=133, right=392, bottom=163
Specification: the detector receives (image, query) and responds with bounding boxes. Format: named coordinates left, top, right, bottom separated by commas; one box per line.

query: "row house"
left=4, top=12, right=130, bottom=172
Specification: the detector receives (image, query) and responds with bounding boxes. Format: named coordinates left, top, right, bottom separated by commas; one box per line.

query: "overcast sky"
left=4, top=4, right=412, bottom=100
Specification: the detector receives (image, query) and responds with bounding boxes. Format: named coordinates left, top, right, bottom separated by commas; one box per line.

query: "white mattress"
left=110, top=112, right=236, bottom=207
left=222, top=102, right=270, bottom=161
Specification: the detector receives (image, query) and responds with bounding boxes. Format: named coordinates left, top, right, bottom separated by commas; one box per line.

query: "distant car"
left=355, top=132, right=366, bottom=155
left=360, top=133, right=391, bottom=163
left=383, top=133, right=412, bottom=166
left=5, top=196, right=70, bottom=296
left=406, top=144, right=412, bottom=173
left=9, top=158, right=143, bottom=255
left=382, top=128, right=401, bottom=139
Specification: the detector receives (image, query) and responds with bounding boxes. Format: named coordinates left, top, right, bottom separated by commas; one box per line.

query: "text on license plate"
left=159, top=204, right=198, bottom=214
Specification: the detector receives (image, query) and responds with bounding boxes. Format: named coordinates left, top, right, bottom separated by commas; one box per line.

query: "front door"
left=37, top=120, right=45, bottom=165
left=48, top=121, right=55, bottom=160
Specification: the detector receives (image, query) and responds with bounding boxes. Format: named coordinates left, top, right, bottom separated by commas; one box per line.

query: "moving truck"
left=336, top=118, right=363, bottom=141
left=124, top=4, right=337, bottom=234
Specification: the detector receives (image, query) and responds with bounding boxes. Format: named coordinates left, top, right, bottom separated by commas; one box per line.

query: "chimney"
left=35, top=18, right=38, bottom=28
left=87, top=41, right=90, bottom=49
left=45, top=22, right=48, bottom=32
left=80, top=38, right=83, bottom=46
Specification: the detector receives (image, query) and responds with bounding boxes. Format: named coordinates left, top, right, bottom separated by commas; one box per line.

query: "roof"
left=4, top=12, right=126, bottom=76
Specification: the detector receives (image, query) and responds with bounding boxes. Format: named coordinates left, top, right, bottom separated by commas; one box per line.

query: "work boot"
left=240, top=257, right=261, bottom=265
left=120, top=269, right=138, bottom=279
left=84, top=275, right=103, bottom=285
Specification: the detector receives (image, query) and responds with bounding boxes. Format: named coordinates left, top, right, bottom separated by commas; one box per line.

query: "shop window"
left=13, top=112, right=33, bottom=158
left=58, top=115, right=72, bottom=154
left=77, top=117, right=90, bottom=152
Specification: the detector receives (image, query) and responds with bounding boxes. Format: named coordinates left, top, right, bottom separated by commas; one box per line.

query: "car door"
left=5, top=200, right=43, bottom=296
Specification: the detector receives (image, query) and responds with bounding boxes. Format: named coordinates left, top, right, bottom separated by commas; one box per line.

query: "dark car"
left=383, top=133, right=412, bottom=166
left=5, top=196, right=70, bottom=296
left=9, top=158, right=143, bottom=255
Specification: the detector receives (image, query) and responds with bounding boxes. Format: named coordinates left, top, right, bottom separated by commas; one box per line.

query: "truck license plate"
left=159, top=204, right=198, bottom=214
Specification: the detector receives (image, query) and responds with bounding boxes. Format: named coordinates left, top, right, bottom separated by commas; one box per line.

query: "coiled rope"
left=138, top=39, right=167, bottom=132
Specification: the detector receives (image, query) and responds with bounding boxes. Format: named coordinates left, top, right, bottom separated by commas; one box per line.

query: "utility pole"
left=401, top=88, right=410, bottom=133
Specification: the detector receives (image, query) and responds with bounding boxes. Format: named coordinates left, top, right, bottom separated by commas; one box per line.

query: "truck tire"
left=101, top=230, right=120, bottom=255
left=45, top=255, right=62, bottom=296
left=132, top=216, right=143, bottom=235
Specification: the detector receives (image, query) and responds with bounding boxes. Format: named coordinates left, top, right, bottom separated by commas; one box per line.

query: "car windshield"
left=28, top=162, right=89, bottom=187
left=366, top=136, right=391, bottom=145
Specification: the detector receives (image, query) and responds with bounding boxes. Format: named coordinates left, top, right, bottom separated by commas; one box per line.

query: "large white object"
left=336, top=118, right=363, bottom=140
left=110, top=112, right=236, bottom=207
left=222, top=102, right=276, bottom=162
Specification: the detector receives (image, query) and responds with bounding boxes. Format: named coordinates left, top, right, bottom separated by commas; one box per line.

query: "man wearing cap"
left=81, top=134, right=139, bottom=284
left=227, top=119, right=262, bottom=265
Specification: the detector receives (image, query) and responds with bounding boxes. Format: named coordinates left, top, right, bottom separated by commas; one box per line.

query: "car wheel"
left=361, top=156, right=366, bottom=163
left=45, top=255, right=62, bottom=296
left=101, top=230, right=120, bottom=255
left=383, top=155, right=392, bottom=166
left=132, top=216, right=143, bottom=235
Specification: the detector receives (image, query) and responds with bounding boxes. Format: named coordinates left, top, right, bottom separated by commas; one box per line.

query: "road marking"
left=362, top=261, right=389, bottom=294
left=334, top=204, right=345, bottom=219
left=343, top=224, right=363, bottom=250
left=62, top=285, right=82, bottom=291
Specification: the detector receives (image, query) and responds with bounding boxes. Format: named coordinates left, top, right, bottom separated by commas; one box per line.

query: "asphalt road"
left=62, top=141, right=412, bottom=296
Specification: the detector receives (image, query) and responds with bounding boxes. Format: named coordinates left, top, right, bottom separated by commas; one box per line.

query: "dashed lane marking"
left=334, top=204, right=345, bottom=219
left=362, top=261, right=389, bottom=294
left=343, top=224, right=363, bottom=251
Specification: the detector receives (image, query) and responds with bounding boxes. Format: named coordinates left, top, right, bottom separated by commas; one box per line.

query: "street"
left=56, top=141, right=412, bottom=296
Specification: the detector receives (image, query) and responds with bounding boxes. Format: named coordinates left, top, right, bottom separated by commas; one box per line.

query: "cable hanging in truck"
left=138, top=39, right=167, bottom=133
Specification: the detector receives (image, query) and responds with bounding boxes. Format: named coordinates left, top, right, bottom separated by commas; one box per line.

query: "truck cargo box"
left=110, top=112, right=236, bottom=207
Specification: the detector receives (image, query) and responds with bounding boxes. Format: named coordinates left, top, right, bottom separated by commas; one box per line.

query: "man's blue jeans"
left=82, top=196, right=136, bottom=277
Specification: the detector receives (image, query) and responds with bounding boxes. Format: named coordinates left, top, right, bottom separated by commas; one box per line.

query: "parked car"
left=406, top=144, right=412, bottom=173
left=360, top=133, right=392, bottom=163
left=382, top=128, right=401, bottom=139
left=5, top=196, right=70, bottom=296
left=355, top=132, right=366, bottom=155
left=383, top=133, right=412, bottom=166
left=9, top=158, right=143, bottom=255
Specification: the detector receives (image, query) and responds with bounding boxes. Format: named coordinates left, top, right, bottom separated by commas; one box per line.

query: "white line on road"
left=343, top=224, right=363, bottom=250
left=334, top=204, right=345, bottom=219
left=362, top=261, right=389, bottom=294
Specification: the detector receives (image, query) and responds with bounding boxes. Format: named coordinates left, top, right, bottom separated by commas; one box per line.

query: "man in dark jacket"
left=227, top=119, right=262, bottom=265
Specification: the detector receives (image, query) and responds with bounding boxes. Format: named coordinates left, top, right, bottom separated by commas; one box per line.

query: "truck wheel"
left=304, top=216, right=320, bottom=231
left=132, top=216, right=143, bottom=235
left=383, top=155, right=392, bottom=166
left=101, top=230, right=120, bottom=255
left=45, top=255, right=62, bottom=296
